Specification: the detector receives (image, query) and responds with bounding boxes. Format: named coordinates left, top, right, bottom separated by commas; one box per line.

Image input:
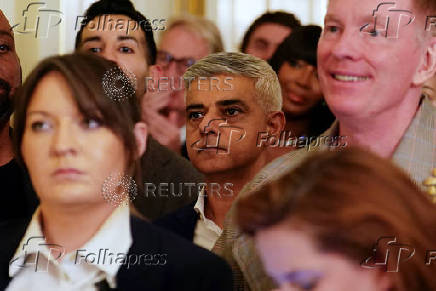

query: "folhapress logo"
left=361, top=236, right=415, bottom=272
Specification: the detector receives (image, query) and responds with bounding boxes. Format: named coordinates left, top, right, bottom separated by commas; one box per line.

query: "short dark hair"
left=269, top=25, right=333, bottom=137
left=240, top=11, right=301, bottom=53
left=74, top=0, right=157, bottom=65
left=13, top=53, right=142, bottom=180
left=269, top=25, right=321, bottom=73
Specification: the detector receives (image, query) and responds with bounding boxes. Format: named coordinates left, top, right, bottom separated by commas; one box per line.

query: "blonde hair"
left=160, top=15, right=224, bottom=53
left=184, top=52, right=282, bottom=113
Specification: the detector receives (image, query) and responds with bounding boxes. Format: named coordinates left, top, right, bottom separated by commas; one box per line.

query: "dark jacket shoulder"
left=153, top=202, right=198, bottom=241
left=0, top=216, right=232, bottom=291
left=133, top=136, right=204, bottom=220
left=0, top=218, right=31, bottom=291
left=118, top=216, right=233, bottom=290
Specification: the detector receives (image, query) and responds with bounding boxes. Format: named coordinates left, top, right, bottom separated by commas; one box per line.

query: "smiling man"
left=214, top=0, right=436, bottom=290
left=155, top=52, right=284, bottom=250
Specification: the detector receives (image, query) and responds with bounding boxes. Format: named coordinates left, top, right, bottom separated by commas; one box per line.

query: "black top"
left=133, top=136, right=204, bottom=220
left=0, top=215, right=233, bottom=291
left=0, top=159, right=38, bottom=222
left=154, top=202, right=198, bottom=242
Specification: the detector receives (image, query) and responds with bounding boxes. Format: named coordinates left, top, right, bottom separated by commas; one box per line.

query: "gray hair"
left=160, top=15, right=224, bottom=53
left=183, top=52, right=282, bottom=113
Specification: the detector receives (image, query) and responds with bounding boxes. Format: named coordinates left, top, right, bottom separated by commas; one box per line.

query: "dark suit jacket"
left=0, top=159, right=38, bottom=222
left=154, top=202, right=198, bottom=242
left=126, top=136, right=203, bottom=220
left=0, top=216, right=232, bottom=291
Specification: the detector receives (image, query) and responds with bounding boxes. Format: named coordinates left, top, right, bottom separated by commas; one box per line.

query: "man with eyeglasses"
left=142, top=15, right=224, bottom=155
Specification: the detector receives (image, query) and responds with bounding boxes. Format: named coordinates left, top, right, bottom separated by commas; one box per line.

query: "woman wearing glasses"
left=0, top=53, right=232, bottom=291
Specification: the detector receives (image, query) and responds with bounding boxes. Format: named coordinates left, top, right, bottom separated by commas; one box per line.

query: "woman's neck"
left=40, top=202, right=116, bottom=253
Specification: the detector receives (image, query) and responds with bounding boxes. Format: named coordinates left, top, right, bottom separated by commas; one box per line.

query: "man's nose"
left=330, top=29, right=362, bottom=61
left=163, top=61, right=181, bottom=78
left=100, top=50, right=118, bottom=64
left=199, top=115, right=224, bottom=136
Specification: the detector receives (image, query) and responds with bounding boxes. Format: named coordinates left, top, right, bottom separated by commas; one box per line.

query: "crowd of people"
left=0, top=0, right=435, bottom=290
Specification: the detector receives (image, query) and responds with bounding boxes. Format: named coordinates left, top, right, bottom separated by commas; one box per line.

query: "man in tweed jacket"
left=213, top=0, right=436, bottom=289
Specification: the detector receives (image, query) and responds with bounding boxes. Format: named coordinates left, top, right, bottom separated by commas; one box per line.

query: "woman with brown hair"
left=237, top=147, right=436, bottom=291
left=0, top=53, right=232, bottom=290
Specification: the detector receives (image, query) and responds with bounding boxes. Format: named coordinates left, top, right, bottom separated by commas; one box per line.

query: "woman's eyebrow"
left=26, top=110, right=52, bottom=117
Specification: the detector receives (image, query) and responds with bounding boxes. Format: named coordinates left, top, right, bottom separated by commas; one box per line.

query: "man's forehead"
left=326, top=0, right=415, bottom=15
left=187, top=76, right=255, bottom=103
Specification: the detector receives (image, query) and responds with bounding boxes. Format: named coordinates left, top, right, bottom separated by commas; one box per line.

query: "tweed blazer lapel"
left=213, top=123, right=340, bottom=291
left=392, top=97, right=435, bottom=190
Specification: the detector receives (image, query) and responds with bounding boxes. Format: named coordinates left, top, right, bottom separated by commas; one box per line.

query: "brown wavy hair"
left=13, top=53, right=142, bottom=184
left=237, top=147, right=436, bottom=291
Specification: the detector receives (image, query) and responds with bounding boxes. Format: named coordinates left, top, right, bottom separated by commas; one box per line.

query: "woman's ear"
left=134, top=122, right=148, bottom=158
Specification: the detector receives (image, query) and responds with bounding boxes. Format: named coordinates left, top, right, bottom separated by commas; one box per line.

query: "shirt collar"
left=193, top=186, right=222, bottom=235
left=194, top=186, right=207, bottom=221
left=9, top=204, right=132, bottom=287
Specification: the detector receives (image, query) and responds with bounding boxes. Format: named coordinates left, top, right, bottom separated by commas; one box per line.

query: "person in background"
left=0, top=10, right=37, bottom=222
left=155, top=52, right=285, bottom=251
left=269, top=25, right=334, bottom=158
left=214, top=0, right=436, bottom=289
left=144, top=15, right=224, bottom=156
left=0, top=53, right=232, bottom=291
left=237, top=147, right=436, bottom=291
left=75, top=0, right=203, bottom=220
left=241, top=11, right=301, bottom=61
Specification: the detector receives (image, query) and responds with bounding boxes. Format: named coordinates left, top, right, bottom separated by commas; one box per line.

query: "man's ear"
left=266, top=111, right=285, bottom=137
left=134, top=122, right=148, bottom=158
left=413, top=36, right=436, bottom=86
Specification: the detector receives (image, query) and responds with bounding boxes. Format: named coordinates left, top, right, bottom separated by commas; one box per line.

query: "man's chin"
left=192, top=160, right=234, bottom=175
